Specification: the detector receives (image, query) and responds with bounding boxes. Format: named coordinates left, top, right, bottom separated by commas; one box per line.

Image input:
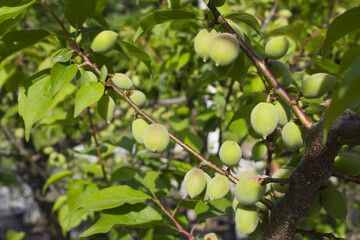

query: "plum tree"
left=250, top=102, right=278, bottom=139
left=194, top=28, right=218, bottom=62
left=111, top=73, right=133, bottom=90
left=320, top=187, right=348, bottom=220
left=300, top=73, right=336, bottom=99
left=91, top=30, right=119, bottom=54
left=235, top=175, right=266, bottom=205
left=211, top=61, right=234, bottom=78
left=334, top=152, right=360, bottom=176
left=184, top=168, right=207, bottom=198
left=218, top=140, right=242, bottom=167
left=132, top=118, right=149, bottom=144
left=265, top=36, right=289, bottom=60
left=281, top=122, right=306, bottom=151
left=207, top=175, right=230, bottom=200
left=143, top=124, right=169, bottom=152
left=235, top=204, right=259, bottom=235
left=209, top=33, right=240, bottom=66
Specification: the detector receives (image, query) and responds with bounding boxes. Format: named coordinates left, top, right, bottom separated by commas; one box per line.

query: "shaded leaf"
left=322, top=7, right=360, bottom=57
left=262, top=21, right=304, bottom=40
left=195, top=198, right=233, bottom=220
left=324, top=57, right=360, bottom=139
left=134, top=9, right=195, bottom=42
left=224, top=12, right=261, bottom=35
left=79, top=185, right=151, bottom=211
left=80, top=204, right=162, bottom=237
left=50, top=63, right=78, bottom=97
left=60, top=0, right=94, bottom=29
left=74, top=82, right=104, bottom=117
left=118, top=40, right=152, bottom=71
left=338, top=46, right=360, bottom=74
left=187, top=72, right=218, bottom=98
left=42, top=170, right=73, bottom=194
left=0, top=29, right=50, bottom=61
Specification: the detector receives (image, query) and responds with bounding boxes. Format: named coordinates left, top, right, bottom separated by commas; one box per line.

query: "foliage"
left=0, top=0, right=360, bottom=240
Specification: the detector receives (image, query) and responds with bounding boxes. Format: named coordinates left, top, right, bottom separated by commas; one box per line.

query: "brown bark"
left=260, top=110, right=360, bottom=239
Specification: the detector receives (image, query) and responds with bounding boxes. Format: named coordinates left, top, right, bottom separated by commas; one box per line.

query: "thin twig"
left=261, top=0, right=280, bottom=32
left=290, top=31, right=319, bottom=70
left=87, top=108, right=110, bottom=186
left=152, top=192, right=194, bottom=240
left=296, top=228, right=345, bottom=240
left=0, top=121, right=28, bottom=156
left=259, top=177, right=292, bottom=186
left=207, top=0, right=313, bottom=130
left=333, top=170, right=360, bottom=184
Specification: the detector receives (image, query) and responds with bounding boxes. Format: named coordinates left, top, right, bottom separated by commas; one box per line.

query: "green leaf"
left=50, top=63, right=78, bottom=97
left=74, top=82, right=104, bottom=117
left=324, top=57, right=360, bottom=139
left=80, top=204, right=162, bottom=237
left=194, top=198, right=233, bottom=220
left=187, top=72, right=218, bottom=98
left=79, top=185, right=151, bottom=211
left=227, top=104, right=255, bottom=127
left=134, top=9, right=195, bottom=42
left=119, top=40, right=152, bottom=71
left=0, top=29, right=50, bottom=61
left=51, top=49, right=73, bottom=63
left=52, top=195, right=68, bottom=213
left=18, top=69, right=74, bottom=141
left=224, top=12, right=261, bottom=36
left=177, top=131, right=204, bottom=153
left=322, top=7, right=360, bottom=58
left=5, top=229, right=25, bottom=240
left=0, top=0, right=36, bottom=24
left=67, top=181, right=98, bottom=212
left=338, top=46, right=360, bottom=74
left=42, top=170, right=73, bottom=194
left=60, top=0, right=94, bottom=29
left=262, top=20, right=304, bottom=40
left=89, top=0, right=108, bottom=27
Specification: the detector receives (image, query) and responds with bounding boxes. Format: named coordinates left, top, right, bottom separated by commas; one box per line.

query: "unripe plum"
left=235, top=204, right=259, bottom=234
left=320, top=187, right=348, bottom=220
left=204, top=232, right=221, bottom=240
left=184, top=168, right=207, bottom=198
left=219, top=140, right=242, bottom=167
left=132, top=118, right=149, bottom=144
left=281, top=122, right=306, bottom=151
left=250, top=102, right=278, bottom=139
left=334, top=152, right=360, bottom=176
left=235, top=171, right=256, bottom=181
left=209, top=33, right=240, bottom=67
left=143, top=123, right=169, bottom=152
left=227, top=20, right=245, bottom=40
left=97, top=95, right=115, bottom=123
left=91, top=30, right=118, bottom=54
left=235, top=175, right=266, bottom=205
left=112, top=73, right=133, bottom=90
left=203, top=172, right=212, bottom=201
left=274, top=99, right=292, bottom=126
left=271, top=166, right=295, bottom=193
left=129, top=90, right=146, bottom=108
left=207, top=175, right=230, bottom=200
left=194, top=28, right=218, bottom=62
left=252, top=141, right=268, bottom=162
left=265, top=36, right=289, bottom=60
left=304, top=193, right=321, bottom=218
left=268, top=60, right=292, bottom=88
left=300, top=73, right=336, bottom=99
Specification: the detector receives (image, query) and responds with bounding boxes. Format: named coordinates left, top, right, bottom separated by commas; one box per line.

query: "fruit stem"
left=207, top=1, right=313, bottom=130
